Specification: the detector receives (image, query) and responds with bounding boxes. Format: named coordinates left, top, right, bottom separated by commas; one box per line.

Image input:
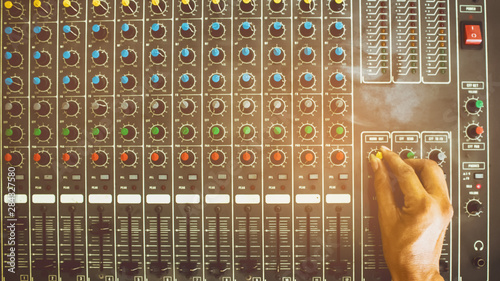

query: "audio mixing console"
left=1, top=0, right=499, bottom=281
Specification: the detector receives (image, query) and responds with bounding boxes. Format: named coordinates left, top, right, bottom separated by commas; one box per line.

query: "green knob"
left=34, top=128, right=42, bottom=136
left=181, top=126, right=190, bottom=135
left=304, top=125, right=313, bottom=134
left=92, top=127, right=100, bottom=136
left=273, top=126, right=282, bottom=135
left=5, top=128, right=13, bottom=137
left=62, top=128, right=70, bottom=136
left=407, top=151, right=415, bottom=159
left=335, top=126, right=344, bottom=135
left=212, top=126, right=220, bottom=135
left=121, top=127, right=129, bottom=136
left=151, top=126, right=160, bottom=135
left=476, top=100, right=484, bottom=108
left=242, top=126, right=251, bottom=135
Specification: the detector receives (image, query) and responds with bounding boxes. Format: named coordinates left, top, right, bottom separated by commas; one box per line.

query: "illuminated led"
left=476, top=184, right=482, bottom=189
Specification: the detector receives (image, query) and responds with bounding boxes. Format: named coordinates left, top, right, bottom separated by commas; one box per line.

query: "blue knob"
left=151, top=49, right=160, bottom=57
left=122, top=23, right=130, bottom=32
left=152, top=23, right=160, bottom=31
left=211, top=48, right=220, bottom=57
left=273, top=47, right=282, bottom=56
left=63, top=76, right=70, bottom=84
left=304, top=73, right=313, bottom=81
left=335, top=73, right=344, bottom=81
left=335, top=47, right=344, bottom=56
left=63, top=25, right=71, bottom=33
left=121, top=49, right=129, bottom=58
left=33, top=77, right=41, bottom=85
left=33, top=26, right=41, bottom=34
left=181, top=23, right=189, bottom=31
left=335, top=22, right=344, bottom=30
left=181, top=48, right=189, bottom=57
left=181, top=74, right=190, bottom=83
left=273, top=74, right=282, bottom=82
left=33, top=51, right=41, bottom=59
left=92, top=24, right=100, bottom=33
left=151, top=74, right=160, bottom=83
left=212, top=22, right=220, bottom=31
left=241, top=47, right=250, bottom=56
left=5, top=52, right=12, bottom=60
left=211, top=74, right=221, bottom=83
left=92, top=76, right=100, bottom=84
left=92, top=50, right=100, bottom=59
left=242, top=74, right=251, bottom=82
left=5, top=78, right=13, bottom=85
left=304, top=47, right=312, bottom=56
left=242, top=21, right=251, bottom=30
left=63, top=51, right=71, bottom=59
left=304, top=21, right=313, bottom=30
left=121, top=76, right=129, bottom=84
left=4, top=27, right=13, bottom=34
left=273, top=22, right=282, bottom=30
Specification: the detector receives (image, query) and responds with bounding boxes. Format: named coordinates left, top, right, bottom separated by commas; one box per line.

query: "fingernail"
left=369, top=154, right=379, bottom=172
left=381, top=145, right=390, bottom=151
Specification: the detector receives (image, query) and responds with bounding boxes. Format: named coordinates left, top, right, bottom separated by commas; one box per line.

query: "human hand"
left=369, top=146, right=453, bottom=281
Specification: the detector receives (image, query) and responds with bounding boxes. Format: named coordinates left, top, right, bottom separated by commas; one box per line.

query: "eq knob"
left=209, top=22, right=225, bottom=38
left=299, top=149, right=316, bottom=166
left=239, top=21, right=255, bottom=38
left=209, top=74, right=224, bottom=89
left=330, top=21, right=345, bottom=37
left=120, top=125, right=137, bottom=141
left=33, top=76, right=51, bottom=91
left=92, top=24, right=108, bottom=40
left=4, top=151, right=23, bottom=166
left=5, top=76, right=23, bottom=92
left=239, top=47, right=255, bottom=63
left=207, top=99, right=223, bottom=115
left=33, top=25, right=51, bottom=42
left=269, top=98, right=285, bottom=114
left=180, top=73, right=195, bottom=89
left=239, top=73, right=255, bottom=89
left=209, top=124, right=225, bottom=141
left=180, top=0, right=195, bottom=14
left=299, top=47, right=315, bottom=63
left=299, top=21, right=315, bottom=37
left=269, top=0, right=284, bottom=12
left=466, top=98, right=484, bottom=115
left=33, top=126, right=51, bottom=142
left=150, top=150, right=166, bottom=166
left=4, top=51, right=23, bottom=67
left=5, top=126, right=23, bottom=142
left=4, top=1, right=24, bottom=18
left=239, top=150, right=255, bottom=166
left=299, top=124, right=316, bottom=140
left=329, top=0, right=345, bottom=13
left=466, top=124, right=484, bottom=140
left=151, top=48, right=166, bottom=64
left=91, top=126, right=108, bottom=141
left=428, top=149, right=446, bottom=164
left=61, top=100, right=79, bottom=116
left=151, top=74, right=166, bottom=90
left=121, top=0, right=138, bottom=15
left=239, top=124, right=256, bottom=141
left=91, top=150, right=108, bottom=167
left=121, top=49, right=136, bottom=65
left=33, top=101, right=51, bottom=117
left=92, top=0, right=110, bottom=16
left=330, top=98, right=347, bottom=114
left=92, top=50, right=107, bottom=65
left=63, top=0, right=80, bottom=16
left=209, top=47, right=225, bottom=63
left=62, top=126, right=80, bottom=142
left=62, top=151, right=79, bottom=167
left=62, top=75, right=79, bottom=91
left=5, top=101, right=23, bottom=117
left=269, top=21, right=285, bottom=38
left=269, top=47, right=285, bottom=63
left=269, top=124, right=286, bottom=141
left=299, top=98, right=316, bottom=114
left=269, top=73, right=285, bottom=89
left=330, top=72, right=345, bottom=88
left=121, top=100, right=136, bottom=115
left=33, top=51, right=51, bottom=67
left=180, top=48, right=195, bottom=64
left=465, top=199, right=483, bottom=216
left=91, top=100, right=108, bottom=116
left=179, top=124, right=196, bottom=141
left=121, top=23, right=137, bottom=40
left=151, top=0, right=167, bottom=14
left=63, top=50, right=79, bottom=66
left=209, top=0, right=225, bottom=13
left=299, top=72, right=315, bottom=88
left=179, top=99, right=195, bottom=115
left=92, top=75, right=108, bottom=90
left=330, top=124, right=346, bottom=140
left=180, top=22, right=195, bottom=39
left=4, top=26, right=23, bottom=43
left=33, top=151, right=51, bottom=166
left=399, top=149, right=416, bottom=160
left=151, top=23, right=166, bottom=39
left=151, top=99, right=167, bottom=115
left=120, top=151, right=137, bottom=166
left=150, top=125, right=167, bottom=141
left=330, top=149, right=346, bottom=165
left=330, top=47, right=345, bottom=63
left=179, top=150, right=196, bottom=166
left=121, top=75, right=136, bottom=90
left=209, top=150, right=225, bottom=166
left=269, top=149, right=286, bottom=166
left=239, top=98, right=255, bottom=114
left=63, top=25, right=79, bottom=41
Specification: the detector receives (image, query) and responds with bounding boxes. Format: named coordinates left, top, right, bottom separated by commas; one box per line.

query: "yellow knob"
left=33, top=0, right=41, bottom=7
left=92, top=0, right=101, bottom=7
left=375, top=151, right=383, bottom=160
left=335, top=0, right=343, bottom=3
left=181, top=0, right=189, bottom=4
left=4, top=1, right=13, bottom=9
left=122, top=0, right=129, bottom=6
left=242, top=0, right=251, bottom=3
left=303, top=0, right=311, bottom=4
left=63, top=0, right=71, bottom=7
left=152, top=0, right=160, bottom=5
left=273, top=0, right=282, bottom=3
left=212, top=0, right=220, bottom=4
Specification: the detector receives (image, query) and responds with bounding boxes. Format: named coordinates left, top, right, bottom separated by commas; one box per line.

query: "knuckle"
left=397, top=164, right=415, bottom=177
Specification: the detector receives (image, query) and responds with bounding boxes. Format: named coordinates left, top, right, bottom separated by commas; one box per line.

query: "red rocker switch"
left=465, top=25, right=482, bottom=45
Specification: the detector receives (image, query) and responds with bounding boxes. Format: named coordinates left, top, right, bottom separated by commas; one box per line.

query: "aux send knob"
left=151, top=74, right=166, bottom=89
left=240, top=21, right=254, bottom=38
left=121, top=23, right=137, bottom=39
left=209, top=47, right=224, bottom=63
left=62, top=75, right=79, bottom=91
left=92, top=24, right=108, bottom=40
left=92, top=75, right=108, bottom=90
left=5, top=76, right=23, bottom=92
left=269, top=21, right=285, bottom=37
left=33, top=76, right=51, bottom=92
left=330, top=21, right=345, bottom=37
left=121, top=49, right=137, bottom=65
left=63, top=25, right=80, bottom=41
left=239, top=73, right=255, bottom=89
left=33, top=25, right=51, bottom=42
left=33, top=50, right=51, bottom=66
left=180, top=22, right=195, bottom=38
left=330, top=47, right=345, bottom=63
left=63, top=50, right=79, bottom=66
left=299, top=21, right=315, bottom=37
left=151, top=48, right=166, bottom=64
left=180, top=48, right=195, bottom=64
left=239, top=47, right=255, bottom=63
left=4, top=51, right=23, bottom=67
left=269, top=47, right=285, bottom=63
left=209, top=22, right=225, bottom=38
left=4, top=26, right=23, bottom=43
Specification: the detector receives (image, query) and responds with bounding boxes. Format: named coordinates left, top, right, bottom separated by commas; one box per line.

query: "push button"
left=464, top=24, right=482, bottom=45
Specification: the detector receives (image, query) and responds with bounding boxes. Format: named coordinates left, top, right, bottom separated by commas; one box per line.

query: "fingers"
left=369, top=154, right=398, bottom=221
left=404, top=159, right=450, bottom=200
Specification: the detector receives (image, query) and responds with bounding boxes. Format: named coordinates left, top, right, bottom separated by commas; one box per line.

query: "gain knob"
left=330, top=149, right=346, bottom=165
left=239, top=98, right=255, bottom=114
left=465, top=199, right=483, bottom=217
left=4, top=1, right=24, bottom=18
left=269, top=124, right=286, bottom=141
left=209, top=22, right=225, bottom=38
left=150, top=125, right=167, bottom=141
left=63, top=25, right=79, bottom=41
left=180, top=0, right=195, bottom=14
left=63, top=0, right=80, bottom=16
left=239, top=73, right=255, bottom=89
left=4, top=51, right=23, bottom=67
left=209, top=47, right=225, bottom=63
left=269, top=47, right=285, bottom=63
left=91, top=150, right=108, bottom=167
left=299, top=47, right=315, bottom=63
left=62, top=75, right=79, bottom=91
left=4, top=26, right=23, bottom=43
left=329, top=0, right=345, bottom=13
left=33, top=151, right=51, bottom=166
left=299, top=124, right=316, bottom=140
left=330, top=124, right=346, bottom=140
left=33, top=101, right=51, bottom=117
left=330, top=72, right=345, bottom=88
left=150, top=74, right=166, bottom=90
left=120, top=151, right=137, bottom=166
left=299, top=149, right=316, bottom=166
left=239, top=124, right=256, bottom=141
left=399, top=149, right=416, bottom=160
left=5, top=101, right=23, bottom=117
left=209, top=0, right=225, bottom=13
left=121, top=23, right=137, bottom=40
left=33, top=0, right=52, bottom=17
left=92, top=0, right=110, bottom=16
left=299, top=21, right=314, bottom=37
left=330, top=98, right=347, bottom=114
left=269, top=0, right=284, bottom=12
left=92, top=50, right=107, bottom=65
left=179, top=124, right=196, bottom=141
left=209, top=98, right=225, bottom=115
left=4, top=151, right=23, bottom=166
left=465, top=98, right=484, bottom=115
left=62, top=151, right=79, bottom=167
left=180, top=73, right=195, bottom=89
left=121, top=0, right=138, bottom=15
left=299, top=72, right=315, bottom=88
left=120, top=125, right=137, bottom=141
left=5, top=126, right=23, bottom=142
left=121, top=49, right=136, bottom=65
left=179, top=48, right=195, bottom=64
left=299, top=98, right=316, bottom=114
left=33, top=25, right=51, bottom=42
left=5, top=76, right=23, bottom=92
left=151, top=48, right=166, bottom=64
left=269, top=150, right=286, bottom=166
left=151, top=23, right=166, bottom=39
left=62, top=126, right=80, bottom=142
left=269, top=98, right=285, bottom=114
left=179, top=150, right=196, bottom=166
left=239, top=47, right=255, bottom=63
left=269, top=21, right=285, bottom=38
left=269, top=73, right=285, bottom=89
left=209, top=74, right=224, bottom=89
left=121, top=75, right=136, bottom=90
left=179, top=22, right=195, bottom=39
left=209, top=150, right=225, bottom=166
left=428, top=149, right=446, bottom=165
left=209, top=124, right=225, bottom=141
left=63, top=50, right=80, bottom=66
left=299, top=0, right=315, bottom=12
left=92, top=75, right=108, bottom=91
left=91, top=100, right=108, bottom=116
left=151, top=0, right=167, bottom=14
left=330, top=47, right=345, bottom=63
left=151, top=99, right=167, bottom=115
left=239, top=21, right=255, bottom=38
left=33, top=51, right=51, bottom=67
left=330, top=21, right=345, bottom=37
left=62, top=101, right=79, bottom=116
left=92, top=24, right=108, bottom=40
left=466, top=124, right=484, bottom=140
left=91, top=125, right=108, bottom=141
left=178, top=99, right=195, bottom=115
left=150, top=150, right=166, bottom=166
left=239, top=150, right=255, bottom=166
left=121, top=100, right=136, bottom=115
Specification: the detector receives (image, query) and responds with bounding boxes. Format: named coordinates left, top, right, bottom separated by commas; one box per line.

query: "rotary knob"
left=465, top=98, right=484, bottom=115
left=299, top=149, right=316, bottom=166
left=5, top=101, right=23, bottom=117
left=269, top=47, right=285, bottom=64
left=121, top=100, right=136, bottom=115
left=150, top=125, right=167, bottom=141
left=299, top=124, right=316, bottom=140
left=428, top=149, right=446, bottom=165
left=121, top=49, right=137, bottom=65
left=330, top=124, right=347, bottom=140
left=91, top=125, right=108, bottom=141
left=150, top=150, right=167, bottom=166
left=180, top=73, right=195, bottom=89
left=33, top=101, right=51, bottom=117
left=330, top=47, right=345, bottom=63
left=269, top=149, right=286, bottom=166
left=209, top=124, right=225, bottom=141
left=120, top=125, right=137, bottom=141
left=121, top=23, right=137, bottom=40
left=299, top=47, right=315, bottom=63
left=62, top=75, right=79, bottom=91
left=62, top=100, right=79, bottom=116
left=299, top=21, right=314, bottom=37
left=4, top=51, right=23, bottom=67
left=151, top=23, right=166, bottom=39
left=209, top=74, right=225, bottom=89
left=239, top=73, right=255, bottom=89
left=240, top=0, right=255, bottom=12
left=269, top=21, right=285, bottom=38
left=151, top=99, right=167, bottom=115
left=209, top=22, right=225, bottom=38
left=4, top=1, right=24, bottom=18
left=5, top=126, right=23, bottom=142
left=4, top=151, right=23, bottom=166
left=5, top=76, right=23, bottom=92
left=399, top=149, right=416, bottom=160
left=151, top=74, right=166, bottom=90
left=465, top=199, right=483, bottom=217
left=179, top=124, right=196, bottom=141
left=299, top=0, right=315, bottom=12
left=209, top=98, right=225, bottom=115
left=299, top=98, right=316, bottom=114
left=62, top=151, right=80, bottom=167
left=178, top=99, right=195, bottom=115
left=269, top=98, right=286, bottom=115
left=63, top=50, right=80, bottom=66
left=330, top=149, right=346, bottom=165
left=329, top=0, right=345, bottom=13
left=63, top=25, right=80, bottom=41
left=120, top=150, right=137, bottom=166
left=239, top=98, right=255, bottom=114
left=269, top=0, right=285, bottom=12
left=4, top=26, right=23, bottom=43
left=239, top=21, right=255, bottom=38
left=239, top=47, right=255, bottom=63
left=465, top=123, right=484, bottom=140
left=62, top=126, right=80, bottom=142
left=330, top=72, right=345, bottom=88
left=179, top=150, right=196, bottom=166
left=209, top=47, right=225, bottom=63
left=33, top=75, right=51, bottom=91
left=269, top=73, right=285, bottom=89
left=92, top=50, right=107, bottom=65
left=63, top=0, right=80, bottom=16
left=209, top=0, right=225, bottom=13
left=150, top=48, right=166, bottom=64
left=239, top=124, right=256, bottom=141
left=92, top=0, right=110, bottom=16
left=91, top=150, right=108, bottom=167
left=92, top=24, right=108, bottom=40
left=91, top=100, right=108, bottom=116
left=92, top=75, right=108, bottom=91
left=151, top=0, right=167, bottom=14
left=179, top=48, right=195, bottom=64
left=33, top=25, right=51, bottom=42
left=121, top=0, right=138, bottom=15
left=180, top=0, right=196, bottom=14
left=269, top=124, right=286, bottom=141
left=33, top=51, right=51, bottom=67
left=121, top=75, right=136, bottom=90
left=329, top=98, right=347, bottom=114
left=330, top=22, right=345, bottom=37
left=209, top=150, right=226, bottom=166
left=239, top=150, right=256, bottom=166
left=299, top=72, right=315, bottom=88
left=179, top=22, right=195, bottom=39
left=33, top=151, right=51, bottom=167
